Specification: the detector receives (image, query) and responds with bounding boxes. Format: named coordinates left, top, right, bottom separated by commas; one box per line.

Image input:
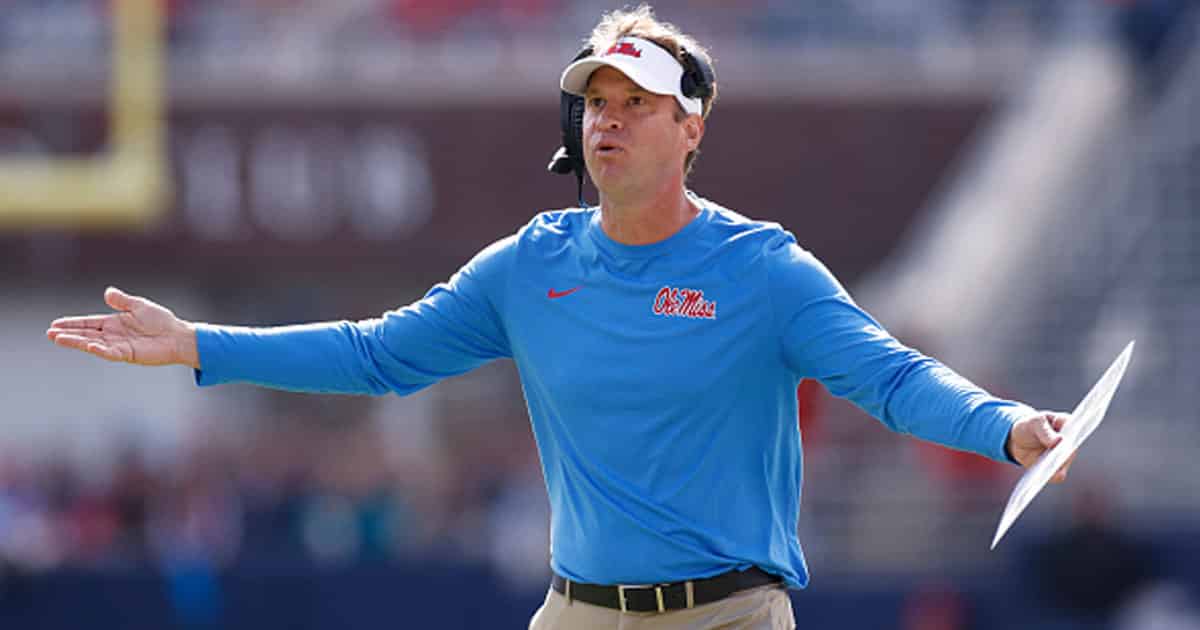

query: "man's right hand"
left=46, top=287, right=200, bottom=369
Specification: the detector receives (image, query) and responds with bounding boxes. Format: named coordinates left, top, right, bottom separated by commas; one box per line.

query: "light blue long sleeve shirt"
left=195, top=198, right=1029, bottom=588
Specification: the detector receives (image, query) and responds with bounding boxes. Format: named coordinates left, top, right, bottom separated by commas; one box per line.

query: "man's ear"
left=683, top=114, right=704, bottom=152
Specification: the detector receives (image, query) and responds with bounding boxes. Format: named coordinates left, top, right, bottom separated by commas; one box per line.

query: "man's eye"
left=629, top=96, right=644, bottom=106
left=587, top=97, right=604, bottom=108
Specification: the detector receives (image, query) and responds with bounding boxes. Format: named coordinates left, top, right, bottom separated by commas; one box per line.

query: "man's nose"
left=596, top=107, right=624, bottom=130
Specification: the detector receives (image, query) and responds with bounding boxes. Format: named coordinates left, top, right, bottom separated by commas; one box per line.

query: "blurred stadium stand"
left=977, top=1, right=1200, bottom=533
left=2, top=1, right=1199, bottom=629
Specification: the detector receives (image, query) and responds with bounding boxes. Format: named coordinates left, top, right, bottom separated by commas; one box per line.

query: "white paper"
left=990, top=340, right=1135, bottom=550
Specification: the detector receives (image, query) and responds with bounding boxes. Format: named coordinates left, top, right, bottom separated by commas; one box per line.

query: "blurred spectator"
left=389, top=0, right=484, bottom=38
left=109, top=448, right=157, bottom=567
left=901, top=583, right=969, bottom=630
left=1107, top=0, right=1200, bottom=95
left=1115, top=582, right=1200, bottom=630
left=796, top=378, right=826, bottom=453
left=1029, top=480, right=1157, bottom=628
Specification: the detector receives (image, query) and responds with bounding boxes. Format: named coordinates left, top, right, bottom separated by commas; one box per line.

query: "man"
left=47, top=6, right=1075, bottom=629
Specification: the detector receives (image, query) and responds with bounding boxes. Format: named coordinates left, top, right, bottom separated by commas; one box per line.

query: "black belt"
left=551, top=567, right=781, bottom=614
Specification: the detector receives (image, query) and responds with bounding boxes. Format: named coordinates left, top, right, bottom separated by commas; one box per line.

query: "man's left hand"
left=1006, top=411, right=1075, bottom=483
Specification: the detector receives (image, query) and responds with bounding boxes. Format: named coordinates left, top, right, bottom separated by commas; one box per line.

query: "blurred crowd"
left=0, top=389, right=552, bottom=591
left=0, top=0, right=1191, bottom=52
left=0, top=0, right=1195, bottom=106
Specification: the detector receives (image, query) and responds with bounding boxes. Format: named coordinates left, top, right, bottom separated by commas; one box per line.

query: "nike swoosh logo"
left=547, top=286, right=582, bottom=299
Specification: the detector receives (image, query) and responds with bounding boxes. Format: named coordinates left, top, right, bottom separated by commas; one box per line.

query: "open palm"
left=46, top=287, right=195, bottom=367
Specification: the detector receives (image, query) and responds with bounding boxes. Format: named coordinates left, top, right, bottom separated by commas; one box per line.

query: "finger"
left=1035, top=415, right=1062, bottom=448
left=104, top=286, right=146, bottom=312
left=51, top=332, right=91, bottom=352
left=1051, top=451, right=1079, bottom=484
left=1051, top=465, right=1066, bottom=483
left=1050, top=413, right=1070, bottom=432
left=48, top=314, right=113, bottom=330
left=52, top=333, right=115, bottom=359
left=47, top=327, right=104, bottom=342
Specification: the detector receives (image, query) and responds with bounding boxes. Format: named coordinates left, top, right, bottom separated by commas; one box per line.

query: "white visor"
left=560, top=36, right=702, bottom=116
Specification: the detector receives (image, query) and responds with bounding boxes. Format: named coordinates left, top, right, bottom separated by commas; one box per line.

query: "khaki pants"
left=528, top=583, right=796, bottom=630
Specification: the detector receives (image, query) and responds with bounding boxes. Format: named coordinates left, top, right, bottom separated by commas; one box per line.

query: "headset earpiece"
left=678, top=47, right=715, bottom=102
left=547, top=45, right=594, bottom=206
left=549, top=90, right=585, bottom=175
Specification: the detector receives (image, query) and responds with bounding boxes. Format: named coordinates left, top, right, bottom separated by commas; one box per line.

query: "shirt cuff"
left=192, top=323, right=227, bottom=387
left=993, top=403, right=1035, bottom=466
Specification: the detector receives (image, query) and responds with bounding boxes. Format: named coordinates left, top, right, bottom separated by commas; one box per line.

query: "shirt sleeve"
left=766, top=235, right=1030, bottom=464
left=193, top=235, right=515, bottom=396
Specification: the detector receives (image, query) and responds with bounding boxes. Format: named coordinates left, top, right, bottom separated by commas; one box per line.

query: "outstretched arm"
left=47, top=287, right=200, bottom=369
left=47, top=235, right=515, bottom=397
left=769, top=238, right=1077, bottom=481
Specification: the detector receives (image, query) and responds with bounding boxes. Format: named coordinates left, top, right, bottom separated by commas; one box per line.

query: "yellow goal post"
left=0, top=0, right=168, bottom=229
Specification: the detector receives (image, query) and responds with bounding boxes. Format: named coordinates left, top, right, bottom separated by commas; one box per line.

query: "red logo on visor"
left=605, top=42, right=642, bottom=58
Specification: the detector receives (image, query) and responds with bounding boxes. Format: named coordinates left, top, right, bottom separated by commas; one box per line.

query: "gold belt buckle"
left=617, top=583, right=668, bottom=613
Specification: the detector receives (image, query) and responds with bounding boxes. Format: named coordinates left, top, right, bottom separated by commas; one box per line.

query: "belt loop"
left=618, top=585, right=628, bottom=613
left=685, top=581, right=695, bottom=609
left=565, top=579, right=572, bottom=605
left=655, top=586, right=665, bottom=613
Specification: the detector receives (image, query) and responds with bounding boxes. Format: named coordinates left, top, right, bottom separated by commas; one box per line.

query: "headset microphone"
left=547, top=147, right=573, bottom=175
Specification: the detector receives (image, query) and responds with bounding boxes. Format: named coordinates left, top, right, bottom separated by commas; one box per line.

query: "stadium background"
left=1, top=1, right=1198, bottom=628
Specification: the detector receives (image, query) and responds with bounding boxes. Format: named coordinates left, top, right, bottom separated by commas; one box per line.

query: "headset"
left=547, top=42, right=715, bottom=207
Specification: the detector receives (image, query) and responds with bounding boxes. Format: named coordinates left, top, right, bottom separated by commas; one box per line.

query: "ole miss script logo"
left=606, top=42, right=642, bottom=58
left=653, top=287, right=717, bottom=320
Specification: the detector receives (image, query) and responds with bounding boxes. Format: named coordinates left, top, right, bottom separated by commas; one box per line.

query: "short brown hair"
left=586, top=4, right=718, bottom=176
